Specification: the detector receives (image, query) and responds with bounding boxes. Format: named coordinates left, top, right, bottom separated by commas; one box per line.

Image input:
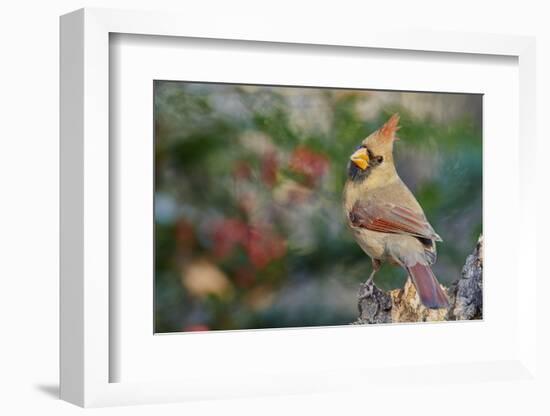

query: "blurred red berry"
left=261, top=151, right=278, bottom=187
left=233, top=266, right=256, bottom=288
left=212, top=219, right=248, bottom=258
left=232, top=160, right=252, bottom=180
left=212, top=219, right=286, bottom=269
left=289, top=146, right=329, bottom=186
left=244, top=224, right=286, bottom=269
left=175, top=219, right=196, bottom=253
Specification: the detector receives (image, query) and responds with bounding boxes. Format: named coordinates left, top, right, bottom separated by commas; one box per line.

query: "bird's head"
left=347, top=113, right=400, bottom=182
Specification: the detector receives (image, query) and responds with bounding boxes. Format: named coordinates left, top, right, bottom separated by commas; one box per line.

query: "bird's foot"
left=356, top=279, right=393, bottom=324
left=358, top=279, right=376, bottom=299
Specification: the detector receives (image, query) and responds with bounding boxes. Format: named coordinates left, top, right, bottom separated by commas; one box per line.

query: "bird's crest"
left=379, top=113, right=400, bottom=139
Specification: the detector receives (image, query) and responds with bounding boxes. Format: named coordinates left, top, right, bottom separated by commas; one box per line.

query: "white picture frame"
left=60, top=7, right=538, bottom=408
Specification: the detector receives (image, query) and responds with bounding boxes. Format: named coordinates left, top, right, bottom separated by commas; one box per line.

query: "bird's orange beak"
left=350, top=147, right=369, bottom=170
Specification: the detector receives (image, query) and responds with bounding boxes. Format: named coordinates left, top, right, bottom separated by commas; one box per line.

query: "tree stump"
left=354, top=235, right=483, bottom=324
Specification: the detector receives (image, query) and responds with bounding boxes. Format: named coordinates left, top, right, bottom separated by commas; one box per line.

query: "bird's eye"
left=367, top=148, right=383, bottom=165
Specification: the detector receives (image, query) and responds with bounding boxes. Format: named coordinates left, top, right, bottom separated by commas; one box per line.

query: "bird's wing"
left=349, top=200, right=442, bottom=242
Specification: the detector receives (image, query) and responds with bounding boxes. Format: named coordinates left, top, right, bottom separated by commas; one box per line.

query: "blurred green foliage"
left=154, top=82, right=482, bottom=333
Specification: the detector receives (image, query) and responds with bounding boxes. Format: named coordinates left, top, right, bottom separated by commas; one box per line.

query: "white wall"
left=1, top=1, right=548, bottom=414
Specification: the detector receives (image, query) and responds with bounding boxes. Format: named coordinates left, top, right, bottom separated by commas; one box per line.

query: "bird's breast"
left=352, top=228, right=386, bottom=260
left=342, top=181, right=366, bottom=213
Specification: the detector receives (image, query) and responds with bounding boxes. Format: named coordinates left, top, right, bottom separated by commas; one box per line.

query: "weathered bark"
left=354, top=235, right=483, bottom=324
left=448, top=235, right=483, bottom=320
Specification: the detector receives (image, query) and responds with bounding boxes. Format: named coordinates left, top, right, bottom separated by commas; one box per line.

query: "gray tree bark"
left=354, top=235, right=483, bottom=324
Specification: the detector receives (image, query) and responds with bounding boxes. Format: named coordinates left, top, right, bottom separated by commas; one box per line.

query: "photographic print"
left=154, top=81, right=482, bottom=333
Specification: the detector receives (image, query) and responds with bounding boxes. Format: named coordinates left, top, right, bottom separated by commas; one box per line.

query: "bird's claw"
left=358, top=280, right=375, bottom=299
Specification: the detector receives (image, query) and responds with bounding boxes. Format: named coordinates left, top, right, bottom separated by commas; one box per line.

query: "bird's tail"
left=407, top=263, right=449, bottom=309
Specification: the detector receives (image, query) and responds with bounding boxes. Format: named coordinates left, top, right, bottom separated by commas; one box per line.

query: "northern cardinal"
left=343, top=114, right=449, bottom=309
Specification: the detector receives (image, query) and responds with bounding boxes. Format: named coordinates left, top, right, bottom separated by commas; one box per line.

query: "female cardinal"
left=343, top=114, right=449, bottom=309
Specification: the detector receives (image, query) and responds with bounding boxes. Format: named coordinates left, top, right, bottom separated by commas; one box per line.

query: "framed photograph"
left=60, top=8, right=538, bottom=408
left=152, top=81, right=482, bottom=332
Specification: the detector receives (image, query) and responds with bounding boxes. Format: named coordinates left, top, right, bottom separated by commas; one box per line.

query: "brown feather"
left=407, top=263, right=449, bottom=309
left=350, top=200, right=442, bottom=242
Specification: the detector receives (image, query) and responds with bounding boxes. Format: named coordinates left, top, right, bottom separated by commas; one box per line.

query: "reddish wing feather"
left=350, top=201, right=441, bottom=241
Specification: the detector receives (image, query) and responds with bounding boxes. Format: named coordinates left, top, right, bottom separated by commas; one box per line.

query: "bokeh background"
left=154, top=81, right=482, bottom=333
